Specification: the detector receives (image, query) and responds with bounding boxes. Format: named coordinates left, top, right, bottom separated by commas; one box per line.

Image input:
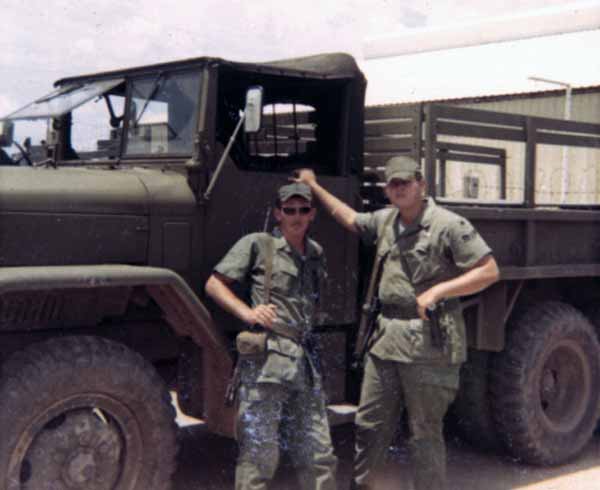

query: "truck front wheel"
left=0, top=336, right=178, bottom=490
left=490, top=301, right=600, bottom=465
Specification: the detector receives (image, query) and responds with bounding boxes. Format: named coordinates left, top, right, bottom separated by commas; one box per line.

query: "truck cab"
left=0, top=53, right=366, bottom=490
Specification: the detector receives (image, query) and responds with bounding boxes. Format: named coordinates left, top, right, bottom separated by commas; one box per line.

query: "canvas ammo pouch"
left=236, top=330, right=268, bottom=358
left=236, top=235, right=274, bottom=359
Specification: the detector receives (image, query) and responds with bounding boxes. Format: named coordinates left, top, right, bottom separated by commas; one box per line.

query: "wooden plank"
left=437, top=141, right=505, bottom=156
left=432, top=103, right=526, bottom=127
left=364, top=136, right=416, bottom=152
left=500, top=264, right=600, bottom=280
left=364, top=151, right=411, bottom=166
left=365, top=120, right=416, bottom=137
left=439, top=158, right=447, bottom=197
left=524, top=119, right=537, bottom=208
left=443, top=203, right=600, bottom=220
left=424, top=104, right=437, bottom=198
left=437, top=121, right=525, bottom=142
left=366, top=104, right=419, bottom=121
left=536, top=132, right=600, bottom=149
left=437, top=151, right=504, bottom=165
left=414, top=103, right=423, bottom=161
left=437, top=198, right=524, bottom=209
left=532, top=116, right=600, bottom=135
left=500, top=156, right=507, bottom=200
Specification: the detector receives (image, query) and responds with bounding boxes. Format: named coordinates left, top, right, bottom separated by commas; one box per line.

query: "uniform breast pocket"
left=402, top=242, right=439, bottom=285
left=272, top=259, right=299, bottom=293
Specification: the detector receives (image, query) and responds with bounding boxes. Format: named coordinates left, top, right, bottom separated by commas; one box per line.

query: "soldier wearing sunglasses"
left=205, top=183, right=337, bottom=490
left=295, top=157, right=499, bottom=490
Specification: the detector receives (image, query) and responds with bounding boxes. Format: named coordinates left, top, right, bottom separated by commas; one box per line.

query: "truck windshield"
left=0, top=71, right=202, bottom=164
left=5, top=79, right=125, bottom=120
left=125, top=71, right=201, bottom=156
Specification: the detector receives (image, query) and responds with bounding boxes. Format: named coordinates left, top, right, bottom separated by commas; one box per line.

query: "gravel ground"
left=172, top=414, right=600, bottom=490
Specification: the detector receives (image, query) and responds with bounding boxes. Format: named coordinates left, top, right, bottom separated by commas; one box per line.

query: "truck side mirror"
left=0, top=120, right=14, bottom=147
left=244, top=86, right=263, bottom=133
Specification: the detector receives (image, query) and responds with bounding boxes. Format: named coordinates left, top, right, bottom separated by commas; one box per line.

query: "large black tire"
left=0, top=336, right=178, bottom=490
left=490, top=302, right=600, bottom=465
left=448, top=349, right=501, bottom=451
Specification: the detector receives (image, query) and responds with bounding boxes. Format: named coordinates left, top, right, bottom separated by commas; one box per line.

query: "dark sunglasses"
left=281, top=206, right=312, bottom=216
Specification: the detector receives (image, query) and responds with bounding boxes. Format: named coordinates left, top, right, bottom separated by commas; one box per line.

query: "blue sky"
left=1, top=0, right=598, bottom=112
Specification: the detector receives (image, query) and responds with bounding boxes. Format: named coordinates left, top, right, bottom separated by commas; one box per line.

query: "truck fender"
left=0, top=265, right=236, bottom=437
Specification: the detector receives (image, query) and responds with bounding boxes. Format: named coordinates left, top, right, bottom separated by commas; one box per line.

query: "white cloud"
left=0, top=0, right=597, bottom=113
left=0, top=95, right=17, bottom=116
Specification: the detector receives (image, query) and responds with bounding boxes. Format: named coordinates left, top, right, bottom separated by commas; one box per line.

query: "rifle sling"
left=262, top=233, right=273, bottom=305
left=256, top=234, right=302, bottom=343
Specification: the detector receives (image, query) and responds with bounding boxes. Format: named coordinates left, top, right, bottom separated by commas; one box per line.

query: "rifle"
left=353, top=296, right=381, bottom=368
left=224, top=359, right=241, bottom=406
left=353, top=209, right=398, bottom=366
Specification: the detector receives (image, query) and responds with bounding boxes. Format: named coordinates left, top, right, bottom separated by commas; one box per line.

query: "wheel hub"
left=63, top=449, right=96, bottom=486
left=538, top=341, right=591, bottom=433
left=20, top=409, right=122, bottom=489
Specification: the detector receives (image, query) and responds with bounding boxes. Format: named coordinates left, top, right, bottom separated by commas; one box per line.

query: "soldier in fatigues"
left=296, top=157, right=499, bottom=490
left=205, top=183, right=337, bottom=490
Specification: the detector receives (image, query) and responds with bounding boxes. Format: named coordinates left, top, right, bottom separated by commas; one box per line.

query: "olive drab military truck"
left=1, top=52, right=600, bottom=489
left=0, top=53, right=366, bottom=490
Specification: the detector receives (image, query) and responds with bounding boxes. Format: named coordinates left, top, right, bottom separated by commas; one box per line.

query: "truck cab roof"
left=54, top=52, right=366, bottom=86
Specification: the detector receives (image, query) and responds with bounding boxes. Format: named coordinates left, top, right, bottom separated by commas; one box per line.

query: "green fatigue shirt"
left=354, top=197, right=491, bottom=370
left=214, top=231, right=326, bottom=389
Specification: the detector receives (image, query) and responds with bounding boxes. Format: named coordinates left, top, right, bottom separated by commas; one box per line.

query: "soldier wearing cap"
left=295, top=157, right=499, bottom=490
left=205, top=182, right=337, bottom=490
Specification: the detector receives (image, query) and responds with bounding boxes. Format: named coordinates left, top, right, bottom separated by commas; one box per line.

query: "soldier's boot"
left=349, top=481, right=372, bottom=490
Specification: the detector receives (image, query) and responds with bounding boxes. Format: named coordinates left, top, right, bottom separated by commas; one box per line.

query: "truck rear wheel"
left=0, top=336, right=178, bottom=490
left=448, top=349, right=500, bottom=450
left=490, top=302, right=600, bottom=465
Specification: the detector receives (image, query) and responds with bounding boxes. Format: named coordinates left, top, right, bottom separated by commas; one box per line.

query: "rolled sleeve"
left=445, top=218, right=492, bottom=269
left=355, top=208, right=395, bottom=246
left=213, top=233, right=257, bottom=282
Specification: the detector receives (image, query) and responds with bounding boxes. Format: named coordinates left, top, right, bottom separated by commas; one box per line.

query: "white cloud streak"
left=0, top=0, right=595, bottom=112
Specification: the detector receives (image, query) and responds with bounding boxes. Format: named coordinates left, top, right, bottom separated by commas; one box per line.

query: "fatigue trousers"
left=235, top=381, right=337, bottom=490
left=353, top=354, right=458, bottom=490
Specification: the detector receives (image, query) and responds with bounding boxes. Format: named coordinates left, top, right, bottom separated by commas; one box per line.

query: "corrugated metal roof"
left=366, top=83, right=600, bottom=108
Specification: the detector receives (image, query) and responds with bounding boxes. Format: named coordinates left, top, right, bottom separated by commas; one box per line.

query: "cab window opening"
left=217, top=73, right=347, bottom=176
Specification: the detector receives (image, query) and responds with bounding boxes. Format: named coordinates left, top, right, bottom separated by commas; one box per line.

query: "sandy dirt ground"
left=172, top=409, right=600, bottom=490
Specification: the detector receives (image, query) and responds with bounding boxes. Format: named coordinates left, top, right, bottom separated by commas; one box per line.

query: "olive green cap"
left=384, top=155, right=420, bottom=182
left=278, top=182, right=312, bottom=203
